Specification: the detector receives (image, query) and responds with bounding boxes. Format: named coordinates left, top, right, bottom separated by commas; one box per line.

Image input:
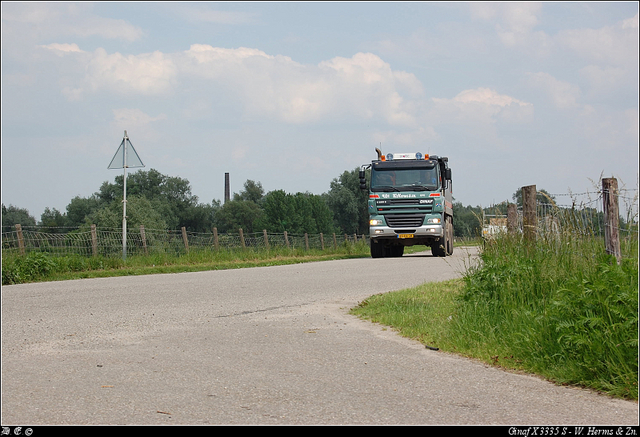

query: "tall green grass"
left=352, top=232, right=638, bottom=399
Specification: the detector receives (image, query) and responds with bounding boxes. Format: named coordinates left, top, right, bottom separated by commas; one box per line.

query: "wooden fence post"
left=333, top=233, right=337, bottom=250
left=304, top=233, right=309, bottom=251
left=91, top=224, right=98, bottom=256
left=284, top=231, right=290, bottom=249
left=181, top=226, right=189, bottom=253
left=603, top=178, right=621, bottom=264
left=263, top=229, right=269, bottom=250
left=15, top=224, right=25, bottom=256
left=320, top=233, right=325, bottom=250
left=239, top=228, right=245, bottom=248
left=139, top=225, right=148, bottom=256
left=507, top=203, right=518, bottom=235
left=213, top=227, right=219, bottom=251
left=522, top=185, right=537, bottom=242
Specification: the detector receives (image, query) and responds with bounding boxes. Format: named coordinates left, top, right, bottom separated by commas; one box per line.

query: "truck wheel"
left=370, top=240, right=385, bottom=258
left=431, top=241, right=446, bottom=257
left=389, top=246, right=404, bottom=257
left=446, top=217, right=454, bottom=256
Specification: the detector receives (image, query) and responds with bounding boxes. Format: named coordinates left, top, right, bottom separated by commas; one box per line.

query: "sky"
left=1, top=2, right=638, bottom=223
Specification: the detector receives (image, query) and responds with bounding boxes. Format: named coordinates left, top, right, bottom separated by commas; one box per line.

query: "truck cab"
left=360, top=149, right=453, bottom=258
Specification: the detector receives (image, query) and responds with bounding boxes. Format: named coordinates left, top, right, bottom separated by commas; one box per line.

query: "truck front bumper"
left=369, top=224, right=444, bottom=240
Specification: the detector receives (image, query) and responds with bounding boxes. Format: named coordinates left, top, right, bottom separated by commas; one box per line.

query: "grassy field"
left=1, top=241, right=372, bottom=284
left=351, top=233, right=639, bottom=400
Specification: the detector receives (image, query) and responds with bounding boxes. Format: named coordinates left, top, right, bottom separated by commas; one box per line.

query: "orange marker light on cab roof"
left=425, top=154, right=429, bottom=160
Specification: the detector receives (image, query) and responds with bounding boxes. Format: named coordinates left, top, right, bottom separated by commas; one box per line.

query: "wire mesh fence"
left=479, top=184, right=638, bottom=264
left=1, top=225, right=368, bottom=258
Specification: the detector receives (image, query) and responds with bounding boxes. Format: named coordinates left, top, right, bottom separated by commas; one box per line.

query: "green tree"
left=324, top=168, right=369, bottom=235
left=85, top=195, right=168, bottom=230
left=452, top=202, right=482, bottom=238
left=96, top=169, right=205, bottom=230
left=256, top=189, right=295, bottom=233
left=214, top=200, right=263, bottom=233
left=65, top=195, right=101, bottom=227
left=40, top=207, right=67, bottom=230
left=2, top=204, right=37, bottom=231
left=234, top=180, right=265, bottom=204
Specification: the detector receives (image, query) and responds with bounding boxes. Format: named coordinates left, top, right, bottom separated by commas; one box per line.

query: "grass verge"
left=2, top=242, right=371, bottom=284
left=351, top=233, right=638, bottom=400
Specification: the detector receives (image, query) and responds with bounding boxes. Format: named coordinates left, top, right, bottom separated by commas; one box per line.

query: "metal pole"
left=123, top=130, right=128, bottom=261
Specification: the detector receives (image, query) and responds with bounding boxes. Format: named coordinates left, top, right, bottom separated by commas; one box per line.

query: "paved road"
left=2, top=247, right=637, bottom=425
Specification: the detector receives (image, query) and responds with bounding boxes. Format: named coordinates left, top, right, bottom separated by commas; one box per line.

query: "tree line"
left=2, top=168, right=371, bottom=236
left=1, top=167, right=572, bottom=238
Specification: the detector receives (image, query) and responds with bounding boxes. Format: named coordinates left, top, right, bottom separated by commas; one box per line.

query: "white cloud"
left=555, top=13, right=639, bottom=67
left=38, top=43, right=85, bottom=56
left=469, top=2, right=545, bottom=48
left=431, top=88, right=534, bottom=123
left=525, top=72, right=581, bottom=109
left=622, top=13, right=639, bottom=30
left=178, top=46, right=423, bottom=125
left=579, top=65, right=631, bottom=99
left=84, top=48, right=178, bottom=96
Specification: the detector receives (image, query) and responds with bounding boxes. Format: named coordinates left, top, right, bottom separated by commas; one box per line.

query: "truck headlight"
left=370, top=219, right=384, bottom=226
left=427, top=218, right=441, bottom=224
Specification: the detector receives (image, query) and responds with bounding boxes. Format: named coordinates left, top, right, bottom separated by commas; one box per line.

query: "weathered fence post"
left=603, top=178, right=621, bottom=264
left=181, top=226, right=189, bottom=253
left=15, top=224, right=25, bottom=256
left=507, top=203, right=518, bottom=234
left=91, top=224, right=98, bottom=256
left=304, top=233, right=309, bottom=251
left=139, top=225, right=148, bottom=256
left=239, top=228, right=245, bottom=248
left=284, top=231, right=290, bottom=249
left=213, top=227, right=219, bottom=251
left=320, top=233, right=325, bottom=250
left=263, top=229, right=269, bottom=250
left=522, top=185, right=537, bottom=242
left=333, top=233, right=337, bottom=250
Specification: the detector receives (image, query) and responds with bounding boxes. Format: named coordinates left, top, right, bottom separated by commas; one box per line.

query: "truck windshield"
left=371, top=165, right=439, bottom=192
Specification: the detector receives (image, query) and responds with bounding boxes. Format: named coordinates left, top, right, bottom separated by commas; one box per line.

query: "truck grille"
left=376, top=198, right=432, bottom=212
left=385, top=214, right=425, bottom=228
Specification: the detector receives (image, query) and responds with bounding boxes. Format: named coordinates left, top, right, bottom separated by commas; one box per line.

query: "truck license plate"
left=397, top=234, right=414, bottom=239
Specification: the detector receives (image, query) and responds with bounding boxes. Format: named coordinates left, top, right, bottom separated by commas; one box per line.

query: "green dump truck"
left=360, top=148, right=453, bottom=258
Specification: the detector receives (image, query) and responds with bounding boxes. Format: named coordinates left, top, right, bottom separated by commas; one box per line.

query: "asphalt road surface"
left=2, top=247, right=638, bottom=425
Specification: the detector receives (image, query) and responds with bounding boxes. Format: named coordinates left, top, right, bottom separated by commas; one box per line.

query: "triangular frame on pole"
left=108, top=130, right=145, bottom=260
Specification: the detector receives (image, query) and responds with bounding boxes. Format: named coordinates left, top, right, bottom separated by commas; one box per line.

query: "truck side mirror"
left=359, top=170, right=367, bottom=190
left=445, top=168, right=452, bottom=181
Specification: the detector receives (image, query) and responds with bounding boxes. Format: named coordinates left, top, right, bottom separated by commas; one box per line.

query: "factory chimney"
left=224, top=173, right=230, bottom=204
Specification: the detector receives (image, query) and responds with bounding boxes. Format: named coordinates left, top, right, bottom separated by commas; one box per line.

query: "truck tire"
left=431, top=241, right=446, bottom=257
left=370, top=240, right=385, bottom=258
left=388, top=245, right=404, bottom=257
left=446, top=216, right=454, bottom=256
